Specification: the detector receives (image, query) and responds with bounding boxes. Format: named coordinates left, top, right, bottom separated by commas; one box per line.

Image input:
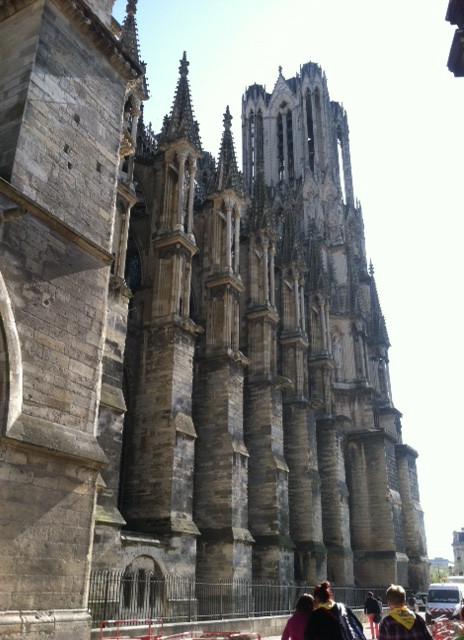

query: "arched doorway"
left=121, top=556, right=165, bottom=620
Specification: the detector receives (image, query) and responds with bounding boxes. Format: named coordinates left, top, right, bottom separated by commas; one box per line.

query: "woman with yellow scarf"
left=304, top=580, right=366, bottom=640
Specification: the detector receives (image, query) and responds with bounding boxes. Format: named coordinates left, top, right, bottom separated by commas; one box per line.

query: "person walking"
left=364, top=591, right=382, bottom=639
left=379, top=584, right=432, bottom=640
left=305, top=580, right=366, bottom=640
left=282, top=594, right=314, bottom=640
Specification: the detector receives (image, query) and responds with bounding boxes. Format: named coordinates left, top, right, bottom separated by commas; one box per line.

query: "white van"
left=426, top=583, right=464, bottom=622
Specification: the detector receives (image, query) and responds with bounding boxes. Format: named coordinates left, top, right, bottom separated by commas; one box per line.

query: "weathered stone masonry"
left=0, top=2, right=430, bottom=639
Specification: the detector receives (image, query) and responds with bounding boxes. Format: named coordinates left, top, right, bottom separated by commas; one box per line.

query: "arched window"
left=277, top=112, right=284, bottom=182
left=249, top=110, right=255, bottom=181
left=314, top=88, right=325, bottom=168
left=286, top=110, right=294, bottom=181
left=305, top=90, right=315, bottom=172
left=124, top=230, right=142, bottom=295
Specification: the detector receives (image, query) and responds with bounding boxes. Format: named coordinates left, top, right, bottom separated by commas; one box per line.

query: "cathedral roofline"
left=15, top=0, right=145, bottom=82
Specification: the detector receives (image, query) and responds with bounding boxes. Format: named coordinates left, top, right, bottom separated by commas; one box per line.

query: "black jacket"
left=365, top=596, right=381, bottom=615
left=305, top=603, right=366, bottom=640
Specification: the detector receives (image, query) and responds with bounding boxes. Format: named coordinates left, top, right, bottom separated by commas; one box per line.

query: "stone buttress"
left=192, top=107, right=253, bottom=580
left=92, top=0, right=150, bottom=570
left=242, top=159, right=294, bottom=582
left=120, top=54, right=201, bottom=565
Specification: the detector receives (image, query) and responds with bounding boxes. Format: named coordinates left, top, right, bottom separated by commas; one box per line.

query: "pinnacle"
left=223, top=106, right=232, bottom=131
left=179, top=51, right=189, bottom=77
left=125, top=0, right=137, bottom=16
left=161, top=52, right=201, bottom=151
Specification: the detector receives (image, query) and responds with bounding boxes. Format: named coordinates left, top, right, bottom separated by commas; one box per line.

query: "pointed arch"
left=0, top=271, right=22, bottom=434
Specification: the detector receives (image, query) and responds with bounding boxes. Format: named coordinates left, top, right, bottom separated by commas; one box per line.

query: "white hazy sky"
left=113, top=0, right=464, bottom=563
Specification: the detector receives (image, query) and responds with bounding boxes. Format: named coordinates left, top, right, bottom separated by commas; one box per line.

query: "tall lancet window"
left=286, top=110, right=294, bottom=181
left=314, top=88, right=325, bottom=168
left=337, top=125, right=346, bottom=204
left=256, top=110, right=263, bottom=169
left=249, top=111, right=255, bottom=181
left=305, top=90, right=315, bottom=172
left=277, top=112, right=284, bottom=182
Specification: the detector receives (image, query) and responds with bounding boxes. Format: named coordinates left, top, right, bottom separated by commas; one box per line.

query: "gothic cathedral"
left=0, top=1, right=428, bottom=639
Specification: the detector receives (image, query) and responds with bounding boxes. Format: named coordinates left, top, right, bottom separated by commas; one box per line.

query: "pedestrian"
left=379, top=584, right=432, bottom=640
left=305, top=580, right=366, bottom=640
left=407, top=594, right=416, bottom=612
left=282, top=593, right=314, bottom=640
left=364, top=591, right=382, bottom=639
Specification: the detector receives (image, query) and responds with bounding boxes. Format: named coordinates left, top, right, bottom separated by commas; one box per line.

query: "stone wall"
left=10, top=2, right=125, bottom=251
left=0, top=1, right=139, bottom=638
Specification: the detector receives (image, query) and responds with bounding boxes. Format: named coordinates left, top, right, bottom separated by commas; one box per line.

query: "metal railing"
left=88, top=569, right=382, bottom=628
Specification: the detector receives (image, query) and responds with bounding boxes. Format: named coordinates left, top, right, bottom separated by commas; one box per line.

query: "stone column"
left=269, top=244, right=276, bottom=306
left=299, top=278, right=306, bottom=332
left=187, top=156, right=196, bottom=236
left=233, top=210, right=240, bottom=273
left=126, top=106, right=141, bottom=183
left=176, top=151, right=187, bottom=230
left=316, top=418, right=354, bottom=584
left=226, top=205, right=232, bottom=271
left=320, top=298, right=328, bottom=353
left=263, top=236, right=269, bottom=303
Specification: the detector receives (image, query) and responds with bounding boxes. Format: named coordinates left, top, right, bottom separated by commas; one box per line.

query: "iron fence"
left=87, top=569, right=382, bottom=628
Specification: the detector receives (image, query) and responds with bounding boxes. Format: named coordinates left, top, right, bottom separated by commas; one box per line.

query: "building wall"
left=0, top=1, right=139, bottom=638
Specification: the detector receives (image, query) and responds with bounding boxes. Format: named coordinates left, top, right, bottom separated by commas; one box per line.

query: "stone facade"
left=0, top=1, right=141, bottom=638
left=104, top=45, right=429, bottom=591
left=0, top=1, right=430, bottom=639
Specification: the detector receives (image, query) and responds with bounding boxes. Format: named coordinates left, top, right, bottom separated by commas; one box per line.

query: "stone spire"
left=119, top=0, right=140, bottom=65
left=119, top=0, right=149, bottom=100
left=161, top=52, right=202, bottom=151
left=369, top=261, right=390, bottom=346
left=213, top=106, right=243, bottom=195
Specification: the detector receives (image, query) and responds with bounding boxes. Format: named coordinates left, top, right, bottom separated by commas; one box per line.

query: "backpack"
left=323, top=603, right=367, bottom=640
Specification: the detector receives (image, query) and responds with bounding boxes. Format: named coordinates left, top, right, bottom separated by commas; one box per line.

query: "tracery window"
left=276, top=103, right=294, bottom=183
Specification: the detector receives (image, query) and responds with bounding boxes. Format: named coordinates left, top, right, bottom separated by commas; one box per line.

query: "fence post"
left=102, top=571, right=110, bottom=624
left=188, top=575, right=193, bottom=622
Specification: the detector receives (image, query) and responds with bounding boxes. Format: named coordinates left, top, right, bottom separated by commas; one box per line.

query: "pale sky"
left=113, top=0, right=464, bottom=563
